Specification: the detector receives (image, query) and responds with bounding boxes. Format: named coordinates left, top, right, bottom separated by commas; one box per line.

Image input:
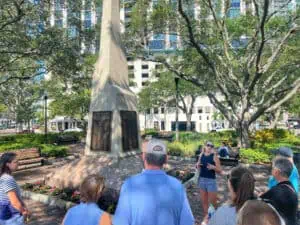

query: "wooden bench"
left=219, top=147, right=240, bottom=166
left=0, top=148, right=44, bottom=171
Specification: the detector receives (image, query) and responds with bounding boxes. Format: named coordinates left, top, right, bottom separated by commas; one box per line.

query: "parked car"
left=294, top=124, right=300, bottom=129
left=63, top=127, right=83, bottom=132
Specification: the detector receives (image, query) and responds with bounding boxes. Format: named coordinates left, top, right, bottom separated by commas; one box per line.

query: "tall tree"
left=138, top=71, right=203, bottom=131
left=125, top=0, right=300, bottom=147
left=0, top=80, right=41, bottom=131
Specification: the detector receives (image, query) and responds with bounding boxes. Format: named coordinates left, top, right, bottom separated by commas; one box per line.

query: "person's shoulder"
left=0, top=173, right=16, bottom=184
left=216, top=203, right=236, bottom=216
left=122, top=172, right=144, bottom=187
left=166, top=174, right=182, bottom=185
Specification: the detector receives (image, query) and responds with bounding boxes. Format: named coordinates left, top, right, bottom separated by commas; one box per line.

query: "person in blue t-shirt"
left=218, top=142, right=230, bottom=158
left=268, top=147, right=299, bottom=193
left=113, top=139, right=195, bottom=225
left=62, top=174, right=111, bottom=225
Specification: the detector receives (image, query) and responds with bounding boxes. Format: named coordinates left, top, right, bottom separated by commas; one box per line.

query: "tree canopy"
left=125, top=0, right=300, bottom=147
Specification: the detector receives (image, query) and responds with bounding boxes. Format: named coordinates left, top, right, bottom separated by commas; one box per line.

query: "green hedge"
left=0, top=132, right=83, bottom=157
left=167, top=141, right=199, bottom=157
left=40, top=144, right=68, bottom=157
left=240, top=148, right=272, bottom=164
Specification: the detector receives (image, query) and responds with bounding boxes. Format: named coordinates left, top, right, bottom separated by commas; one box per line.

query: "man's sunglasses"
left=206, top=144, right=213, bottom=148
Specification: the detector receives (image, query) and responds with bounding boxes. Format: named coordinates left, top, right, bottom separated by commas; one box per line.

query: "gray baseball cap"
left=145, top=139, right=167, bottom=155
left=274, top=146, right=293, bottom=158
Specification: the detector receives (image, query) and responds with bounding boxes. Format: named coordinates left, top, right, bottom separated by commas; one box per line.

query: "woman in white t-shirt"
left=208, top=166, right=256, bottom=225
left=0, top=152, right=29, bottom=225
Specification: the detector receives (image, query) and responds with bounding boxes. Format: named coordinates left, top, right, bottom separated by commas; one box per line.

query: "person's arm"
left=99, top=212, right=112, bottom=225
left=207, top=153, right=222, bottom=174
left=180, top=189, right=194, bottom=225
left=113, top=182, right=131, bottom=225
left=7, top=191, right=26, bottom=214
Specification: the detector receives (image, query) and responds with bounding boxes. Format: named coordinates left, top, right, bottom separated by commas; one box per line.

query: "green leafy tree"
left=125, top=0, right=300, bottom=147
left=0, top=80, right=41, bottom=130
left=138, top=71, right=203, bottom=131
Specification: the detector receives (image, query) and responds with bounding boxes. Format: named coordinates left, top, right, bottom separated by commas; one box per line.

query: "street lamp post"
left=175, top=77, right=179, bottom=141
left=44, top=94, right=48, bottom=143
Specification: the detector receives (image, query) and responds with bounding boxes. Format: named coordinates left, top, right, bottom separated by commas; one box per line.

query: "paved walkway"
left=21, top=162, right=273, bottom=225
left=24, top=199, right=65, bottom=225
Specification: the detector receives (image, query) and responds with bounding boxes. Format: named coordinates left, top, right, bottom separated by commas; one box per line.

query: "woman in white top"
left=0, top=152, right=29, bottom=225
left=208, top=166, right=255, bottom=225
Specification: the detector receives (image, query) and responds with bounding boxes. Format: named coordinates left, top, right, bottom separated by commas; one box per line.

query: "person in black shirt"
left=260, top=157, right=298, bottom=225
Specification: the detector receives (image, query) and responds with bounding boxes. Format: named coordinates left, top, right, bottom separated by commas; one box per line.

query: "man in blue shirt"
left=268, top=147, right=299, bottom=193
left=113, top=139, right=195, bottom=225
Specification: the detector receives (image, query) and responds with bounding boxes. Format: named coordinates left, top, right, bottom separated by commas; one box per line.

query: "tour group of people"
left=0, top=139, right=298, bottom=225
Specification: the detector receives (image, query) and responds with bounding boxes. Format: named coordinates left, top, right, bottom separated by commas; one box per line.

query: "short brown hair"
left=237, top=200, right=281, bottom=225
left=228, top=166, right=255, bottom=211
left=80, top=174, right=105, bottom=203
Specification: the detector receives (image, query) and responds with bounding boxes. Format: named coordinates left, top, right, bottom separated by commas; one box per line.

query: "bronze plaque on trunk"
left=120, top=111, right=139, bottom=152
left=91, top=111, right=112, bottom=152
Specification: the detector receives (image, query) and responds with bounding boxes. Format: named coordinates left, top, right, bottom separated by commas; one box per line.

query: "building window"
left=128, top=65, right=134, bottom=70
left=154, top=108, right=159, bottom=114
left=161, top=121, right=165, bottom=130
left=207, top=116, right=210, bottom=120
left=207, top=123, right=210, bottom=131
left=199, top=116, right=202, bottom=120
left=142, top=64, right=149, bottom=69
left=129, top=73, right=134, bottom=78
left=142, top=73, right=149, bottom=78
left=161, top=107, right=165, bottom=114
left=205, top=106, right=211, bottom=113
left=142, top=82, right=147, bottom=86
left=154, top=121, right=159, bottom=130
left=55, top=19, right=63, bottom=28
left=155, top=73, right=160, bottom=78
left=198, top=107, right=203, bottom=113
left=155, top=64, right=163, bottom=70
left=199, top=123, right=202, bottom=132
left=169, top=34, right=177, bottom=49
left=146, top=109, right=151, bottom=114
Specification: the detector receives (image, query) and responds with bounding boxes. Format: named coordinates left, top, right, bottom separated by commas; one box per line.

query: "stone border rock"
left=21, top=189, right=75, bottom=210
left=168, top=155, right=196, bottom=162
left=22, top=166, right=197, bottom=210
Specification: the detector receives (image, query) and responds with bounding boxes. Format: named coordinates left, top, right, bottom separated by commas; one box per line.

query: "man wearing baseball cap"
left=268, top=147, right=299, bottom=193
left=113, top=139, right=194, bottom=225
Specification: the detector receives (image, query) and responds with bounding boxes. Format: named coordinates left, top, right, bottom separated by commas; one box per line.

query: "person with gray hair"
left=260, top=157, right=298, bottom=225
left=113, top=139, right=194, bottom=225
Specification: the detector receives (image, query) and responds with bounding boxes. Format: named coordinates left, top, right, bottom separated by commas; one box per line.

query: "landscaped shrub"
left=40, top=144, right=68, bottom=157
left=240, top=148, right=272, bottom=164
left=143, top=129, right=159, bottom=137
left=254, top=129, right=275, bottom=146
left=167, top=141, right=199, bottom=157
left=0, top=133, right=79, bottom=157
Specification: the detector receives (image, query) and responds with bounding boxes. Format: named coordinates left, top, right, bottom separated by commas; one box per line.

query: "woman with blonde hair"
left=237, top=200, right=285, bottom=225
left=196, top=142, right=222, bottom=225
left=208, top=166, right=255, bottom=225
left=62, top=174, right=111, bottom=225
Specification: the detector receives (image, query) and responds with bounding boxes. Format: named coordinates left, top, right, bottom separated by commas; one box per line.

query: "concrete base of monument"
left=45, top=154, right=144, bottom=191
